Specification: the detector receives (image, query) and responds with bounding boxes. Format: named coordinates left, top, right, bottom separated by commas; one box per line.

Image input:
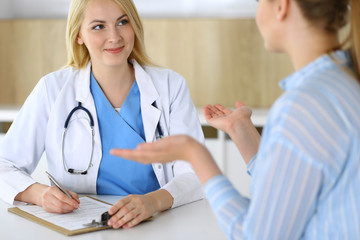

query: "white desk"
left=0, top=196, right=226, bottom=240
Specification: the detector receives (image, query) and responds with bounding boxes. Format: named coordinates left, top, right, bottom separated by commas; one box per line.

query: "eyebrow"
left=88, top=14, right=128, bottom=25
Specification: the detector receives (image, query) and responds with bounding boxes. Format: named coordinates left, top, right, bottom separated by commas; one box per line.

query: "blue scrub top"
left=90, top=72, right=160, bottom=195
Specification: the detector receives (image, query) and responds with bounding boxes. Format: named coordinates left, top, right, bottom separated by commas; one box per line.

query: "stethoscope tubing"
left=62, top=101, right=163, bottom=175
left=62, top=102, right=95, bottom=175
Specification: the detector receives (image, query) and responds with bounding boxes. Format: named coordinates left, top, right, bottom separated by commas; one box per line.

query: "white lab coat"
left=0, top=59, right=205, bottom=206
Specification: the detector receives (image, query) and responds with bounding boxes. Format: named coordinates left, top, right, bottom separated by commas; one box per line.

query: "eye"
left=118, top=19, right=129, bottom=26
left=92, top=24, right=104, bottom=30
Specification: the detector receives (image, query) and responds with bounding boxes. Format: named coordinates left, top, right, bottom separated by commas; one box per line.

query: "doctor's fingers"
left=109, top=195, right=154, bottom=228
left=121, top=211, right=149, bottom=229
left=110, top=208, right=145, bottom=229
left=67, top=189, right=80, bottom=204
left=109, top=194, right=149, bottom=217
left=108, top=199, right=142, bottom=228
left=42, top=187, right=79, bottom=213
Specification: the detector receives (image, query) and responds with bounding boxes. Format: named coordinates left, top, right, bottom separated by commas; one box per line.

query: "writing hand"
left=41, top=185, right=80, bottom=213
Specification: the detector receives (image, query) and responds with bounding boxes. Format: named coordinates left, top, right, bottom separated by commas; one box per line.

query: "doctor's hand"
left=203, top=101, right=252, bottom=135
left=41, top=185, right=80, bottom=213
left=107, top=189, right=173, bottom=229
left=15, top=183, right=80, bottom=213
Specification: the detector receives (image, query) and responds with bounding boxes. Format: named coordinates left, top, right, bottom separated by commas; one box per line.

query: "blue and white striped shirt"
left=204, top=50, right=360, bottom=239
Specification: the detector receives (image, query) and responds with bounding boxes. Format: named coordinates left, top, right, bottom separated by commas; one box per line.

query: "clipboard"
left=8, top=196, right=112, bottom=236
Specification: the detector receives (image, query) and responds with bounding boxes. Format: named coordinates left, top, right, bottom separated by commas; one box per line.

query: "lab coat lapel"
left=74, top=62, right=92, bottom=104
left=132, top=60, right=161, bottom=142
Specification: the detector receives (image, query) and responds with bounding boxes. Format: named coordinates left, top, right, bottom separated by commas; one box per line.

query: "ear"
left=276, top=0, right=290, bottom=20
left=76, top=34, right=84, bottom=45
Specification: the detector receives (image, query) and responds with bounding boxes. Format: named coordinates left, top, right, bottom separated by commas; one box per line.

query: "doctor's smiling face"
left=76, top=0, right=135, bottom=69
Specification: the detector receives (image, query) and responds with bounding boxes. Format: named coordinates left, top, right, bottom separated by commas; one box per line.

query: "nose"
left=107, top=26, right=122, bottom=43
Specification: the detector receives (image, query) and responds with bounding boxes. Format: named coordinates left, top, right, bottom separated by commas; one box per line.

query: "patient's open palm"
left=203, top=102, right=252, bottom=133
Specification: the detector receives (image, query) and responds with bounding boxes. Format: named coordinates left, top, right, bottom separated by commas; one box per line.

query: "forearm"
left=204, top=175, right=249, bottom=239
left=146, top=189, right=174, bottom=212
left=227, top=118, right=261, bottom=164
left=186, top=139, right=222, bottom=185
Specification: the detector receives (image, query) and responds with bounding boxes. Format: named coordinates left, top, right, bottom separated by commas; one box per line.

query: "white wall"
left=0, top=0, right=12, bottom=18
left=134, top=0, right=257, bottom=18
left=10, top=0, right=71, bottom=19
left=0, top=0, right=257, bottom=19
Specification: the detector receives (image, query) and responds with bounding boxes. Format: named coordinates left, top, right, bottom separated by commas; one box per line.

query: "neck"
left=286, top=30, right=340, bottom=71
left=91, top=62, right=135, bottom=108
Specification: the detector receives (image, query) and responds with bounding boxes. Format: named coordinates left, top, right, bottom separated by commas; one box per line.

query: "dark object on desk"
left=84, top=210, right=155, bottom=228
left=83, top=211, right=113, bottom=227
left=101, top=211, right=113, bottom=225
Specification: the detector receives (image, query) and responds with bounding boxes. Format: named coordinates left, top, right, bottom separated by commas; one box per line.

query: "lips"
left=105, top=46, right=124, bottom=54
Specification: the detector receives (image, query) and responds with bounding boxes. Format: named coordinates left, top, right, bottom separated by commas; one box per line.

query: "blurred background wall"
left=0, top=0, right=293, bottom=108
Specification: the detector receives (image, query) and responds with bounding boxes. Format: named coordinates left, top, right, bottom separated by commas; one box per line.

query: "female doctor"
left=0, top=0, right=204, bottom=229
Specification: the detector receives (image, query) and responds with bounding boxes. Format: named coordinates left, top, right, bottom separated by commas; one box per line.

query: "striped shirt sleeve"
left=243, top=138, right=322, bottom=239
left=204, top=138, right=323, bottom=239
left=204, top=175, right=249, bottom=239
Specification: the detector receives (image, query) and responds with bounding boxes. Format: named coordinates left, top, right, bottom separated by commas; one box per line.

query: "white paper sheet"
left=17, top=196, right=111, bottom=231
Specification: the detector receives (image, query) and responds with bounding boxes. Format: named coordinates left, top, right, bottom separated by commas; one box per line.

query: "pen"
left=45, top=171, right=73, bottom=199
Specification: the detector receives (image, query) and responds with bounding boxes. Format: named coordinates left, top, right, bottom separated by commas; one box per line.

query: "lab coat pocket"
left=62, top=116, right=94, bottom=171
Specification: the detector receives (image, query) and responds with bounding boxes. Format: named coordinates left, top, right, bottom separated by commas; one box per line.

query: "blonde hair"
left=65, top=0, right=154, bottom=69
left=349, top=0, right=360, bottom=80
left=294, top=0, right=360, bottom=81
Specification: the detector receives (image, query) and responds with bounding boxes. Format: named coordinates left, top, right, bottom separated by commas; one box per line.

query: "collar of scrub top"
left=75, top=60, right=162, bottom=142
left=61, top=102, right=95, bottom=175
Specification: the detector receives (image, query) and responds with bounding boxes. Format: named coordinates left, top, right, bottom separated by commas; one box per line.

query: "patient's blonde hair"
left=293, top=0, right=359, bottom=81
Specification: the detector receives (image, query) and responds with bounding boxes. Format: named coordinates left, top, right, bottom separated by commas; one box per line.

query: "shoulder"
left=134, top=62, right=189, bottom=97
left=41, top=66, right=80, bottom=85
left=40, top=66, right=82, bottom=91
left=142, top=64, right=185, bottom=83
left=275, top=59, right=359, bottom=121
left=265, top=67, right=358, bottom=161
left=132, top=59, right=185, bottom=84
left=38, top=66, right=82, bottom=103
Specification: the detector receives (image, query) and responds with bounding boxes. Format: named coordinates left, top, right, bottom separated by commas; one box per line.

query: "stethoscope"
left=62, top=102, right=94, bottom=175
left=62, top=102, right=163, bottom=175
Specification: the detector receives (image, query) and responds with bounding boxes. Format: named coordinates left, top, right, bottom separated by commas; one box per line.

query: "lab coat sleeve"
left=0, top=78, right=50, bottom=204
left=161, top=72, right=205, bottom=208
